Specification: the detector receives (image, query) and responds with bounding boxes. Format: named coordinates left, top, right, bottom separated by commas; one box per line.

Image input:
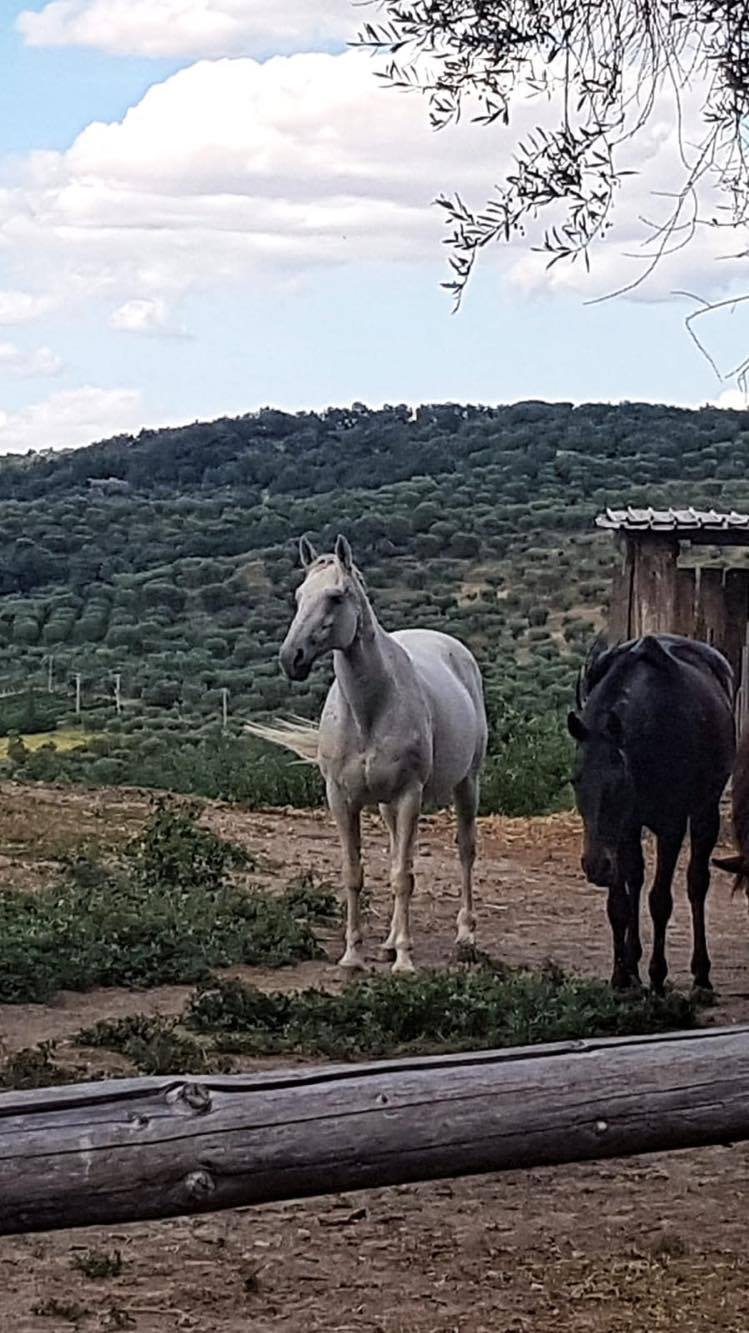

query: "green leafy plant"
left=71, top=1250, right=124, bottom=1280
left=183, top=964, right=698, bottom=1060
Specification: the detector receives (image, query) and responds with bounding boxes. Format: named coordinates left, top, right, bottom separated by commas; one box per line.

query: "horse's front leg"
left=386, top=785, right=422, bottom=975
left=328, top=782, right=365, bottom=972
left=648, top=823, right=685, bottom=995
left=377, top=803, right=398, bottom=962
left=620, top=829, right=644, bottom=987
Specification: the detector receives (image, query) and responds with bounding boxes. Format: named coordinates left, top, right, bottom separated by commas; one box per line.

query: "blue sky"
left=0, top=0, right=747, bottom=454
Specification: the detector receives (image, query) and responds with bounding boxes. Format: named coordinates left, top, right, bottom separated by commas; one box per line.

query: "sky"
left=1, top=0, right=749, bottom=455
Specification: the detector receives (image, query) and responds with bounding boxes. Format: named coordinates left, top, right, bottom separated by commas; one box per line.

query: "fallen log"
left=1, top=1024, right=749, bottom=1236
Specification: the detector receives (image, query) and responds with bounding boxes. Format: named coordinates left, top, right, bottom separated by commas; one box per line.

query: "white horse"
left=247, top=535, right=488, bottom=974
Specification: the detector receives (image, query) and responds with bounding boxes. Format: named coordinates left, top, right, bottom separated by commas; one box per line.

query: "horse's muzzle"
left=582, top=852, right=615, bottom=890
left=279, top=644, right=312, bottom=681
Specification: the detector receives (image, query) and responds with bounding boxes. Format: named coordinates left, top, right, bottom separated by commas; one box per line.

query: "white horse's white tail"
left=245, top=715, right=320, bottom=765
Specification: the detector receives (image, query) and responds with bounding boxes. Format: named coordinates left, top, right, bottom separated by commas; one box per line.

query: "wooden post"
left=723, top=570, right=749, bottom=694
left=630, top=537, right=679, bottom=637
left=695, top=567, right=726, bottom=649
left=4, top=1027, right=749, bottom=1236
left=674, top=568, right=696, bottom=639
left=608, top=535, right=634, bottom=640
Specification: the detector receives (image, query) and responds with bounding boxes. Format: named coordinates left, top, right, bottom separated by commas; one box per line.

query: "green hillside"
left=0, top=398, right=746, bottom=810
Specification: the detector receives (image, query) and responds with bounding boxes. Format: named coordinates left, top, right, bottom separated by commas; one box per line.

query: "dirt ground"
left=1, top=781, right=749, bottom=1332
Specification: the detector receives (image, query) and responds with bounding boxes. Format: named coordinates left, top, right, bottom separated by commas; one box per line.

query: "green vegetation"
left=74, top=964, right=697, bottom=1073
left=70, top=1250, right=124, bottom=1281
left=0, top=1042, right=79, bottom=1090
left=0, top=801, right=329, bottom=1003
left=0, top=400, right=745, bottom=811
left=184, top=967, right=697, bottom=1057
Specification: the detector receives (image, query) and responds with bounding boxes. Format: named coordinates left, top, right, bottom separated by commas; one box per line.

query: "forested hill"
left=0, top=398, right=748, bottom=787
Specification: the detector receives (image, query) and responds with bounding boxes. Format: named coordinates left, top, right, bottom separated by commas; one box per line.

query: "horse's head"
left=567, top=708, right=635, bottom=888
left=279, top=534, right=362, bottom=681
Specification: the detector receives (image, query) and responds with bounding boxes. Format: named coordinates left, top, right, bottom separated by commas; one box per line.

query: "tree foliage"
left=0, top=399, right=746, bottom=810
left=359, top=2, right=749, bottom=305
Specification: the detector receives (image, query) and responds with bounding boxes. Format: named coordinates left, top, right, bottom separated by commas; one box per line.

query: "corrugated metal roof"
left=595, top=506, right=749, bottom=533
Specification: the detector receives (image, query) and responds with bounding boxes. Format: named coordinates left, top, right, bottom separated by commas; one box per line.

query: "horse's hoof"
left=452, top=939, right=478, bottom=965
left=338, top=953, right=367, bottom=973
left=391, top=958, right=416, bottom=977
left=377, top=945, right=397, bottom=963
left=691, top=983, right=716, bottom=1006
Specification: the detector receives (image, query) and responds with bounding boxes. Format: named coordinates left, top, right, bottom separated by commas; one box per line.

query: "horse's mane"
left=577, top=634, right=734, bottom=710
left=307, top=554, right=368, bottom=593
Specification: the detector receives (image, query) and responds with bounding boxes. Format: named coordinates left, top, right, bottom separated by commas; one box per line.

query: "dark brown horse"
left=568, top=634, right=735, bottom=994
left=714, top=722, right=749, bottom=893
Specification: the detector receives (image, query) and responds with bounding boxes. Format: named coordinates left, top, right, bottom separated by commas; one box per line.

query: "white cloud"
left=0, top=386, right=144, bottom=453
left=110, top=296, right=185, bottom=335
left=0, top=342, right=64, bottom=377
left=713, top=387, right=749, bottom=410
left=0, top=50, right=744, bottom=329
left=0, top=51, right=494, bottom=314
left=17, top=0, right=356, bottom=57
left=0, top=291, right=54, bottom=325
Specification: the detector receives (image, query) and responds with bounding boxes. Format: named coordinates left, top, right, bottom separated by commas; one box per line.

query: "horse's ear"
left=335, top=534, right=353, bottom=572
left=299, top=536, right=317, bottom=569
left=567, top=712, right=588, bottom=743
left=606, top=710, right=624, bottom=746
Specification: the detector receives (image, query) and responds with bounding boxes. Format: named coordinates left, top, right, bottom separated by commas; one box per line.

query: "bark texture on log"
left=1, top=1027, right=748, bottom=1237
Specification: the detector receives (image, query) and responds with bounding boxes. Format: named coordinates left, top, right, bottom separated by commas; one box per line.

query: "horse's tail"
left=713, top=853, right=749, bottom=907
left=245, top=715, right=320, bottom=766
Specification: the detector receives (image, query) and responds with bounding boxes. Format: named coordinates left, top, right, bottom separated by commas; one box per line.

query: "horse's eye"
left=328, top=591, right=344, bottom=605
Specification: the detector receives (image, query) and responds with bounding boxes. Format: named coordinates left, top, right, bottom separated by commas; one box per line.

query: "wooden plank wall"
left=629, top=537, right=679, bottom=637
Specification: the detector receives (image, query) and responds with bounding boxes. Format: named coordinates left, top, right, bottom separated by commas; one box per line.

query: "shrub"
left=0, top=803, right=324, bottom=1003
left=183, top=965, right=698, bottom=1060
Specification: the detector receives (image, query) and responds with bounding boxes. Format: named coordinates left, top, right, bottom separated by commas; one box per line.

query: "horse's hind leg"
left=648, top=824, right=685, bottom=995
left=453, top=773, right=479, bottom=957
left=328, top=782, right=365, bottom=972
left=687, top=803, right=721, bottom=993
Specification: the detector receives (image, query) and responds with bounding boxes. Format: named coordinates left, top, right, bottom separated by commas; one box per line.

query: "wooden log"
left=4, top=1027, right=749, bottom=1236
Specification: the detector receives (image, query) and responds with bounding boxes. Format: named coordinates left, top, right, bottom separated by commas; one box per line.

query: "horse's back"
left=594, top=635, right=735, bottom=817
left=391, top=628, right=487, bottom=789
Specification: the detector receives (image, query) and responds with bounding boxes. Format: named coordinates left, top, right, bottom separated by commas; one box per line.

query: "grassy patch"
left=0, top=1042, right=79, bottom=1089
left=0, top=728, right=96, bottom=757
left=0, top=799, right=328, bottom=1003
left=71, top=1249, right=124, bottom=1281
left=31, top=1298, right=90, bottom=1324
left=74, top=962, right=699, bottom=1074
left=77, top=1014, right=221, bottom=1076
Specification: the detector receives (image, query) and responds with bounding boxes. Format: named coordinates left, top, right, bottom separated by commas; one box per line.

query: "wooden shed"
left=596, top=506, right=749, bottom=728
